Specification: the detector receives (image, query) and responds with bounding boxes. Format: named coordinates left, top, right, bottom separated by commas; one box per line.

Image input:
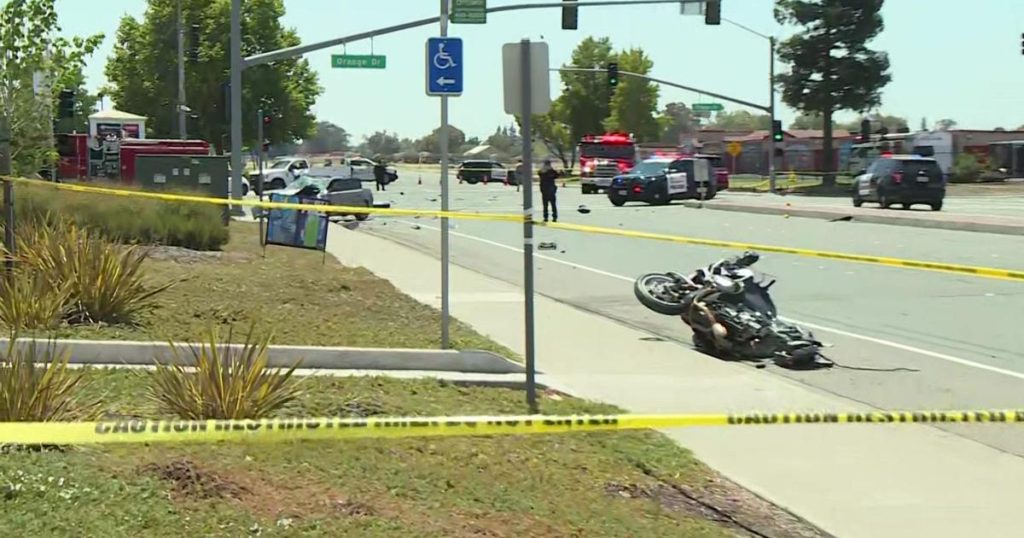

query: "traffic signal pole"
left=768, top=36, right=777, bottom=193
left=176, top=0, right=187, bottom=140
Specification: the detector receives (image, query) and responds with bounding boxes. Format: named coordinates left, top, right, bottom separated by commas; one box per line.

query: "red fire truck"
left=56, top=133, right=211, bottom=183
left=578, top=132, right=638, bottom=194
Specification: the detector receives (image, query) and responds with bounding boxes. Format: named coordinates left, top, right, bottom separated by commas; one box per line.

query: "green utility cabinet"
left=133, top=155, right=231, bottom=224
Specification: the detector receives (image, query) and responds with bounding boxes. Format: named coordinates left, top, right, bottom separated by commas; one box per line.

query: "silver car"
left=260, top=175, right=374, bottom=221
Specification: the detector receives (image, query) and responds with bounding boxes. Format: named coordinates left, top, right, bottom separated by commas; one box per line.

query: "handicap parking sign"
left=426, top=37, right=463, bottom=96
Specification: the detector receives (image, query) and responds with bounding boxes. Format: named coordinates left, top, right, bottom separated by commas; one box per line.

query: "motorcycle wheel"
left=633, top=273, right=688, bottom=315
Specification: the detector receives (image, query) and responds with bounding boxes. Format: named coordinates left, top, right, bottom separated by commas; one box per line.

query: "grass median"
left=53, top=222, right=511, bottom=356
left=0, top=369, right=817, bottom=537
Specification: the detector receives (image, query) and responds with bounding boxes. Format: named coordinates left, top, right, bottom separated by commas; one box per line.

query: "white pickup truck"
left=248, top=157, right=398, bottom=192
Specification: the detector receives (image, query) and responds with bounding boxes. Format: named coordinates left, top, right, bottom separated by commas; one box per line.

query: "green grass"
left=8, top=181, right=229, bottom=251
left=0, top=369, right=749, bottom=537
left=52, top=222, right=513, bottom=358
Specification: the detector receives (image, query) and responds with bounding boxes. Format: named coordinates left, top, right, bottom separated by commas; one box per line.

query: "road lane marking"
left=382, top=220, right=1024, bottom=381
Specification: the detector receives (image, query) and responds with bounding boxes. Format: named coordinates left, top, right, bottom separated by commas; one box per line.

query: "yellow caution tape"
left=6, top=177, right=1022, bottom=282
left=1, top=176, right=523, bottom=223
left=544, top=221, right=1024, bottom=282
left=1, top=409, right=1022, bottom=445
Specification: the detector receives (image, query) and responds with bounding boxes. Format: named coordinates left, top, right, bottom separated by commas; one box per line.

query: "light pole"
left=176, top=0, right=187, bottom=140
left=723, top=17, right=777, bottom=193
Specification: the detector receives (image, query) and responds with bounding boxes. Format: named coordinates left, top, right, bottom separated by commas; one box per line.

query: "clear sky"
left=52, top=0, right=1024, bottom=142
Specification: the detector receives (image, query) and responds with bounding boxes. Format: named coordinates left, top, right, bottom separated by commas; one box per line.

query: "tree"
left=774, top=0, right=891, bottom=185
left=0, top=0, right=103, bottom=176
left=416, top=125, right=466, bottom=154
left=104, top=0, right=321, bottom=152
left=362, top=130, right=401, bottom=156
left=934, top=118, right=957, bottom=131
left=300, top=121, right=349, bottom=154
left=559, top=37, right=615, bottom=143
left=486, top=125, right=518, bottom=154
left=603, top=48, right=660, bottom=142
left=516, top=98, right=577, bottom=170
left=834, top=113, right=907, bottom=133
left=658, top=102, right=696, bottom=144
left=709, top=110, right=772, bottom=130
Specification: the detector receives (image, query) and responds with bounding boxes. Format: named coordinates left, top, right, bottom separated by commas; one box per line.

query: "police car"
left=607, top=157, right=716, bottom=206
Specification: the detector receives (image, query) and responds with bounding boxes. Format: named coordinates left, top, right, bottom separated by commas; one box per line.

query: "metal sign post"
left=439, top=0, right=451, bottom=349
left=519, top=38, right=537, bottom=413
left=256, top=108, right=265, bottom=243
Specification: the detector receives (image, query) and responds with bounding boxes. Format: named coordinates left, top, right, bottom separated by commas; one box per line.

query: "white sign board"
left=502, top=42, right=552, bottom=115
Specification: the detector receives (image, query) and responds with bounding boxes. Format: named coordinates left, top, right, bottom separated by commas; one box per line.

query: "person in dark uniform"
left=373, top=160, right=387, bottom=192
left=538, top=159, right=558, bottom=222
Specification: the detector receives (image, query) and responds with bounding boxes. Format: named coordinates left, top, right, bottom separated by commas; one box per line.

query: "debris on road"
left=411, top=224, right=421, bottom=230
left=577, top=205, right=591, bottom=214
left=829, top=216, right=854, bottom=222
left=538, top=242, right=557, bottom=251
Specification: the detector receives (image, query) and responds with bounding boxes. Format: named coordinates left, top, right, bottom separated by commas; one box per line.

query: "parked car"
left=853, top=155, right=945, bottom=211
left=607, top=157, right=716, bottom=206
left=261, top=175, right=375, bottom=221
left=246, top=157, right=310, bottom=192
left=456, top=160, right=517, bottom=185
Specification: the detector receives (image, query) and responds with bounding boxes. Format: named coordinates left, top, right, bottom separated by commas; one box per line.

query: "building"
left=88, top=109, right=147, bottom=140
left=714, top=129, right=853, bottom=175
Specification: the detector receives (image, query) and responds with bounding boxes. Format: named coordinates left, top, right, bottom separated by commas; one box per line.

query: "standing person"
left=514, top=159, right=525, bottom=193
left=538, top=158, right=558, bottom=222
left=373, top=159, right=387, bottom=192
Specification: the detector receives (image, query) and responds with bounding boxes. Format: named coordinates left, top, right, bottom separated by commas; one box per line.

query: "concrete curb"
left=681, top=200, right=1024, bottom=236
left=0, top=338, right=524, bottom=374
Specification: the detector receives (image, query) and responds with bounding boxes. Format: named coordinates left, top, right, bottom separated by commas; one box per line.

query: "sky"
left=51, top=0, right=1024, bottom=142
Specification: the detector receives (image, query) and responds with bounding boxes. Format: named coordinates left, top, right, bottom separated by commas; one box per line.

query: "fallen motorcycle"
left=634, top=251, right=832, bottom=369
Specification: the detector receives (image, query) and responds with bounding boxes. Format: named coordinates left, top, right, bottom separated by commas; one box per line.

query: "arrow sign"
left=426, top=37, right=463, bottom=97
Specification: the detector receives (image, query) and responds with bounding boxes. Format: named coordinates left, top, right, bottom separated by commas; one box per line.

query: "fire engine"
left=578, top=132, right=637, bottom=194
left=55, top=133, right=211, bottom=183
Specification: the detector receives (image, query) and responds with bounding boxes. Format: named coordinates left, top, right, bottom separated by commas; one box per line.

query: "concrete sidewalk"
left=328, top=224, right=1024, bottom=538
left=682, top=198, right=1024, bottom=236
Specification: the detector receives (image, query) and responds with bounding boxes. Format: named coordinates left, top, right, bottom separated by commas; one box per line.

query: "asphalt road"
left=359, top=175, right=1024, bottom=456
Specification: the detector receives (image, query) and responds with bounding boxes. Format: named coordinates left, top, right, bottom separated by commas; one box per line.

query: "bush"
left=950, top=154, right=983, bottom=183
left=148, top=325, right=303, bottom=420
left=0, top=335, right=100, bottom=422
left=17, top=223, right=174, bottom=325
left=0, top=269, right=71, bottom=331
left=13, top=182, right=229, bottom=251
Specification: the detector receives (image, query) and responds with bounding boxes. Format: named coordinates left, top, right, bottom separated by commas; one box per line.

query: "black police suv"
left=607, top=157, right=717, bottom=206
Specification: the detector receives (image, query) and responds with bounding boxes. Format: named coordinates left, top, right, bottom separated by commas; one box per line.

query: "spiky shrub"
left=148, top=326, right=303, bottom=420
left=0, top=269, right=70, bottom=331
left=17, top=223, right=173, bottom=325
left=0, top=335, right=100, bottom=422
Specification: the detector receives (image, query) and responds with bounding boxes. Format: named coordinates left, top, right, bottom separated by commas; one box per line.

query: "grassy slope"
left=0, top=370, right=739, bottom=537
left=54, top=223, right=513, bottom=357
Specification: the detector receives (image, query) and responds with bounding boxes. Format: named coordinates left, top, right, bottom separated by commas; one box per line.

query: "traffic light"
left=57, top=89, right=75, bottom=119
left=188, top=24, right=201, bottom=62
left=704, top=0, right=721, bottom=25
left=771, top=119, right=783, bottom=142
left=859, top=119, right=871, bottom=142
left=561, top=0, right=577, bottom=30
left=607, top=62, right=619, bottom=89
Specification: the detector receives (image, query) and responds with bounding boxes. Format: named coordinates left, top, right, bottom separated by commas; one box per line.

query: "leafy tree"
left=486, top=125, right=518, bottom=153
left=516, top=98, right=577, bottom=170
left=104, top=0, right=321, bottom=151
left=934, top=118, right=957, bottom=131
left=362, top=130, right=401, bottom=156
left=603, top=48, right=660, bottom=142
left=658, top=102, right=696, bottom=144
left=774, top=0, right=891, bottom=184
left=559, top=37, right=615, bottom=143
left=0, top=0, right=103, bottom=175
left=709, top=110, right=772, bottom=130
left=300, top=121, right=349, bottom=154
left=416, top=125, right=466, bottom=154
